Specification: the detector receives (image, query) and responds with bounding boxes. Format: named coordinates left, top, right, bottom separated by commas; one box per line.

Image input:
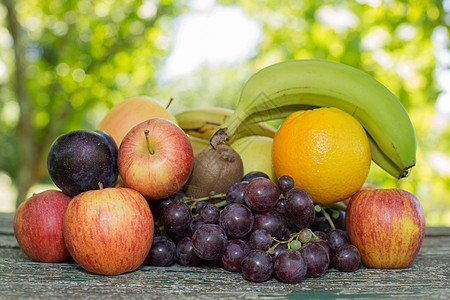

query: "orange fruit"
left=272, top=107, right=371, bottom=205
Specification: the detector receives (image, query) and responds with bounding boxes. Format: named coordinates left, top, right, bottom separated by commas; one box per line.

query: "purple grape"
left=249, top=228, right=272, bottom=251
left=166, top=227, right=189, bottom=244
left=162, top=200, right=192, bottom=232
left=199, top=203, right=220, bottom=224
left=193, top=200, right=206, bottom=214
left=171, top=190, right=186, bottom=202
left=313, top=230, right=328, bottom=241
left=226, top=181, right=248, bottom=204
left=241, top=249, right=274, bottom=282
left=274, top=198, right=286, bottom=214
left=244, top=177, right=280, bottom=212
left=253, top=210, right=287, bottom=240
left=333, top=244, right=361, bottom=272
left=192, top=224, right=228, bottom=260
left=219, top=203, right=254, bottom=239
left=299, top=241, right=330, bottom=277
left=176, top=237, right=203, bottom=267
left=271, top=241, right=288, bottom=257
left=327, top=229, right=350, bottom=253
left=145, top=236, right=176, bottom=267
left=221, top=239, right=250, bottom=272
left=333, top=210, right=346, bottom=231
left=189, top=216, right=205, bottom=237
left=159, top=197, right=174, bottom=214
left=314, top=240, right=332, bottom=262
left=311, top=209, right=346, bottom=233
left=277, top=175, right=295, bottom=193
left=285, top=188, right=315, bottom=230
left=242, top=171, right=270, bottom=182
left=153, top=223, right=161, bottom=237
left=274, top=249, right=307, bottom=283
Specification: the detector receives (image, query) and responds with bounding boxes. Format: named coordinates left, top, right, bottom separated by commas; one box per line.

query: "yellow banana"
left=209, top=59, right=416, bottom=179
left=175, top=107, right=276, bottom=143
left=187, top=134, right=210, bottom=155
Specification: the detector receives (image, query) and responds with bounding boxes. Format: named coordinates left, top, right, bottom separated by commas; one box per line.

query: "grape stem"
left=320, top=208, right=336, bottom=231
left=321, top=202, right=347, bottom=211
left=182, top=193, right=227, bottom=212
left=185, top=193, right=227, bottom=202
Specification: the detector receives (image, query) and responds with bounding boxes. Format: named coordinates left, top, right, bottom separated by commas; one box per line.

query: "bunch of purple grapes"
left=148, top=171, right=361, bottom=284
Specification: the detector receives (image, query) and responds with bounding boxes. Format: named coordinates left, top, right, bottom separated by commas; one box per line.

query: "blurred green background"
left=0, top=0, right=449, bottom=225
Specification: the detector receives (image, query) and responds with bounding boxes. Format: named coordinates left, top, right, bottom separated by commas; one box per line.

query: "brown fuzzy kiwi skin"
left=183, top=145, right=243, bottom=198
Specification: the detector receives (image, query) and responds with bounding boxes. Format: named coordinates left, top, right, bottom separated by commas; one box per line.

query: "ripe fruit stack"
left=13, top=59, right=424, bottom=282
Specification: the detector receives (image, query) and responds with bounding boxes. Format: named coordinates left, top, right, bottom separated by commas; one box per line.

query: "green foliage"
left=0, top=0, right=449, bottom=224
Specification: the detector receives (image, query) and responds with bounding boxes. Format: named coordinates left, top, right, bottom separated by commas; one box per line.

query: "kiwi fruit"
left=184, top=145, right=244, bottom=198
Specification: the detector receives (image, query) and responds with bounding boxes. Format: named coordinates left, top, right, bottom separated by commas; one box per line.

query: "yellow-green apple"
left=98, top=96, right=177, bottom=147
left=63, top=187, right=154, bottom=276
left=230, top=136, right=276, bottom=181
left=14, top=190, right=72, bottom=263
left=345, top=188, right=425, bottom=269
left=118, top=118, right=194, bottom=199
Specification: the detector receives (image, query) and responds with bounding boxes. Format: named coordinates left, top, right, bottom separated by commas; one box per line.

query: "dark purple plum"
left=47, top=130, right=118, bottom=196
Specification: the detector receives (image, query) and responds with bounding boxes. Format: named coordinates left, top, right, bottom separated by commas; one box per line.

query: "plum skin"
left=47, top=130, right=119, bottom=196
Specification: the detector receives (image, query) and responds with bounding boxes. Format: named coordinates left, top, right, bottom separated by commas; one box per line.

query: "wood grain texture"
left=1, top=213, right=449, bottom=299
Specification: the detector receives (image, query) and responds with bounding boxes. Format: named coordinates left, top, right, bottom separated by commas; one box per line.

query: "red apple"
left=118, top=118, right=194, bottom=199
left=63, top=187, right=154, bottom=275
left=14, top=190, right=72, bottom=263
left=345, top=188, right=425, bottom=269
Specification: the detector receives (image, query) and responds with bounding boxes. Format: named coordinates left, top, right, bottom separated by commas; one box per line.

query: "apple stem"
left=144, top=129, right=155, bottom=155
left=165, top=97, right=174, bottom=110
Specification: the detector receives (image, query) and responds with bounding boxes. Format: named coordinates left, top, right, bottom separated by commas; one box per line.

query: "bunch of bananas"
left=175, top=107, right=277, bottom=154
left=208, top=59, right=416, bottom=179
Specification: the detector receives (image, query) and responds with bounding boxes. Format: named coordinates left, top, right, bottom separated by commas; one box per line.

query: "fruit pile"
left=13, top=59, right=426, bottom=282
left=152, top=171, right=362, bottom=283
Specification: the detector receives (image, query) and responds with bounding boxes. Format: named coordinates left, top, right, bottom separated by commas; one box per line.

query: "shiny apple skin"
left=63, top=187, right=154, bottom=275
left=14, top=190, right=72, bottom=263
left=118, top=118, right=194, bottom=200
left=345, top=188, right=425, bottom=269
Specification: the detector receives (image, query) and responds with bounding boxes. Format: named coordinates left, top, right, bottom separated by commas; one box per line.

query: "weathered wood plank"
left=1, top=213, right=449, bottom=299
left=0, top=245, right=449, bottom=299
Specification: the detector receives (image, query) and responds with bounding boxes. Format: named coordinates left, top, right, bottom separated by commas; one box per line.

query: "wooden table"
left=1, top=212, right=449, bottom=299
